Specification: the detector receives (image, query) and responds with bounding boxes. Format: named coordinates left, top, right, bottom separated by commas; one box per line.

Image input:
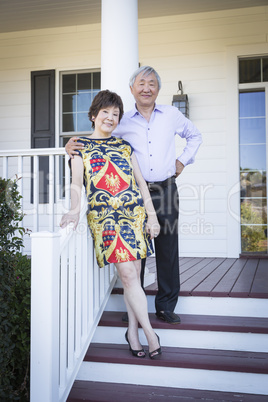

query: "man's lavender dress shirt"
left=113, top=104, right=202, bottom=182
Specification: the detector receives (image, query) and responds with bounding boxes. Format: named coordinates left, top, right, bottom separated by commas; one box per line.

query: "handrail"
left=30, top=204, right=117, bottom=402
left=0, top=147, right=65, bottom=157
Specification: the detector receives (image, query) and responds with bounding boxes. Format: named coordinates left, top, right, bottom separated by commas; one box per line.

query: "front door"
left=239, top=57, right=268, bottom=254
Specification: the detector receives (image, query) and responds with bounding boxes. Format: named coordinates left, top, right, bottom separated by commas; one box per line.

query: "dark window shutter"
left=31, top=70, right=55, bottom=203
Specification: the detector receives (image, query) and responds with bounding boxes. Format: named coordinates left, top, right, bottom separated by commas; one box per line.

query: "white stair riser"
left=77, top=361, right=268, bottom=396
left=92, top=326, right=268, bottom=353
left=106, top=294, right=268, bottom=318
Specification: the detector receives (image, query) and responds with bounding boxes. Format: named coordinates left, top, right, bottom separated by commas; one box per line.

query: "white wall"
left=0, top=5, right=267, bottom=257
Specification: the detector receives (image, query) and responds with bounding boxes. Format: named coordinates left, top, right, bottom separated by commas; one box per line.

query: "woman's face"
left=93, top=106, right=120, bottom=137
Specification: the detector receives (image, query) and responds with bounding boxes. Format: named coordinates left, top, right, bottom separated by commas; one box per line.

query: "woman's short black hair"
left=88, top=89, right=124, bottom=128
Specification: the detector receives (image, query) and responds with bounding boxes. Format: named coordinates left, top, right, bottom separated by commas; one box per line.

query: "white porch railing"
left=0, top=148, right=70, bottom=254
left=30, top=200, right=117, bottom=402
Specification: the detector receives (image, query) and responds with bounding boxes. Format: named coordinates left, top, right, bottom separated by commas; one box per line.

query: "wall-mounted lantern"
left=172, top=81, right=189, bottom=119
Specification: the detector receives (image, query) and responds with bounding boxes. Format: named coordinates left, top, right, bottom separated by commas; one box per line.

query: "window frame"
left=59, top=69, right=101, bottom=144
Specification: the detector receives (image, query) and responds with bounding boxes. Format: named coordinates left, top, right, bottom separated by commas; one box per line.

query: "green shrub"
left=0, top=177, right=31, bottom=401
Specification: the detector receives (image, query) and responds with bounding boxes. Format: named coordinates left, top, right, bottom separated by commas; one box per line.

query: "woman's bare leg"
left=115, top=259, right=159, bottom=353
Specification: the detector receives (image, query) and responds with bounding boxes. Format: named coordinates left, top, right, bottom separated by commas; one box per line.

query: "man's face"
left=130, top=72, right=159, bottom=109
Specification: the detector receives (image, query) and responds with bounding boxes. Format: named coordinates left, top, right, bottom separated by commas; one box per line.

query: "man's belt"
left=147, top=175, right=176, bottom=191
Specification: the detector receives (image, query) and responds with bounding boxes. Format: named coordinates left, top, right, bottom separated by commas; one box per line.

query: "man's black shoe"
left=122, top=312, right=128, bottom=323
left=155, top=311, right=181, bottom=324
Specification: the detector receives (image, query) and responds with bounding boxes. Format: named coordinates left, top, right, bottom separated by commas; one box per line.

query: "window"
left=60, top=70, right=101, bottom=146
left=239, top=56, right=268, bottom=83
left=239, top=57, right=268, bottom=254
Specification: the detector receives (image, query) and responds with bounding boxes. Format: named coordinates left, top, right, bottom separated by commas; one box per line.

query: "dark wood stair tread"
left=67, top=380, right=268, bottom=401
left=99, top=311, right=268, bottom=334
left=84, top=343, right=268, bottom=374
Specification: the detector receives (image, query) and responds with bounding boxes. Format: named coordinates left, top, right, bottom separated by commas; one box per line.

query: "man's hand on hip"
left=175, top=160, right=184, bottom=177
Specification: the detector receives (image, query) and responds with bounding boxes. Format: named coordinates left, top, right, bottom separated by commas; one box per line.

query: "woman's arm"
left=60, top=155, right=84, bottom=229
left=131, top=153, right=160, bottom=239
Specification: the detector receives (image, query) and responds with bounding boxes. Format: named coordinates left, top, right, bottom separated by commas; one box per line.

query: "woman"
left=60, top=90, right=161, bottom=359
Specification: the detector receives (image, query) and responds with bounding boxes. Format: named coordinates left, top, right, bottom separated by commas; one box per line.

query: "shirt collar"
left=130, top=103, right=163, bottom=118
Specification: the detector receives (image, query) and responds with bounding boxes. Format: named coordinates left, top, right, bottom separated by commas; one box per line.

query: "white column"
left=101, top=0, right=139, bottom=111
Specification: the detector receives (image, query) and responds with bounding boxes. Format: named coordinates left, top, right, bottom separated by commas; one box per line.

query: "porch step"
left=84, top=342, right=268, bottom=374
left=106, top=292, right=268, bottom=317
left=99, top=311, right=268, bottom=333
left=67, top=380, right=268, bottom=401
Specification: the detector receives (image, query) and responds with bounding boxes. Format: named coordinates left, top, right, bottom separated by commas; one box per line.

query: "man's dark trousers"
left=141, top=179, right=180, bottom=313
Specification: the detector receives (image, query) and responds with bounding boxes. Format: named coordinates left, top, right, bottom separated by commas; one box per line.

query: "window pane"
left=77, top=93, right=91, bottom=112
left=63, top=114, right=75, bottom=132
left=93, top=72, right=101, bottom=89
left=263, top=57, right=268, bottom=82
left=63, top=94, right=76, bottom=113
left=241, top=198, right=267, bottom=225
left=239, top=92, right=265, bottom=117
left=63, top=74, right=76, bottom=93
left=78, top=73, right=91, bottom=91
left=61, top=71, right=100, bottom=135
left=241, top=225, right=267, bottom=253
left=77, top=113, right=91, bottom=132
left=240, top=144, right=266, bottom=171
left=239, top=59, right=261, bottom=83
left=239, top=118, right=266, bottom=145
left=240, top=171, right=267, bottom=198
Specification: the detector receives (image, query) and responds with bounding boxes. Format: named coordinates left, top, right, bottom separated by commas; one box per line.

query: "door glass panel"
left=240, top=144, right=266, bottom=171
left=240, top=171, right=267, bottom=198
left=239, top=92, right=265, bottom=117
left=239, top=90, right=267, bottom=254
left=239, top=118, right=265, bottom=144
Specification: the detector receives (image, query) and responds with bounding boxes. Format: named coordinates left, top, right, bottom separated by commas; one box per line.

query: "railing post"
left=30, top=231, right=61, bottom=402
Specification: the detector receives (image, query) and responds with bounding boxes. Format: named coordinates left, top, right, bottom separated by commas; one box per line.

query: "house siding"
left=0, top=5, right=267, bottom=257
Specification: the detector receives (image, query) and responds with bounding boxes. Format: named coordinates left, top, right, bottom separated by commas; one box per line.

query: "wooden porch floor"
left=145, top=257, right=268, bottom=299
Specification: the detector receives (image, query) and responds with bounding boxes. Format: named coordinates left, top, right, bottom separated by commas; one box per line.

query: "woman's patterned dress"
left=77, top=136, right=153, bottom=268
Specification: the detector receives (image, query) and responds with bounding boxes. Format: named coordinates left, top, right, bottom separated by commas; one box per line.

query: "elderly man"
left=65, top=66, right=202, bottom=324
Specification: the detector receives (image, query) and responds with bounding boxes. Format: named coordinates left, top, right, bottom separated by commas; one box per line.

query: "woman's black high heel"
left=125, top=330, right=146, bottom=358
left=149, top=333, right=162, bottom=359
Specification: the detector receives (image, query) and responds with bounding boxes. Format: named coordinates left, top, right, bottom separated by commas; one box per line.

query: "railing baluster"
left=87, top=236, right=95, bottom=326
left=65, top=155, right=70, bottom=212
left=59, top=247, right=68, bottom=390
left=49, top=154, right=55, bottom=231
left=67, top=234, right=75, bottom=371
left=3, top=156, right=8, bottom=179
left=81, top=222, right=88, bottom=339
left=75, top=228, right=82, bottom=355
left=33, top=155, right=39, bottom=232
left=17, top=156, right=23, bottom=252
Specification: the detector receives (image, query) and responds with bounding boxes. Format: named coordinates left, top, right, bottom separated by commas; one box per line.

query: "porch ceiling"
left=0, top=0, right=267, bottom=34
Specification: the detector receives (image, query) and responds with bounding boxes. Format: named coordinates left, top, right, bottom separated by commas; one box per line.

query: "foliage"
left=241, top=200, right=267, bottom=252
left=0, top=177, right=31, bottom=400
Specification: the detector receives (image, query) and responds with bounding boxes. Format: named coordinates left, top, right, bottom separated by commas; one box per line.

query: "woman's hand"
left=66, top=137, right=84, bottom=159
left=146, top=215, right=160, bottom=239
left=60, top=211, right=80, bottom=230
